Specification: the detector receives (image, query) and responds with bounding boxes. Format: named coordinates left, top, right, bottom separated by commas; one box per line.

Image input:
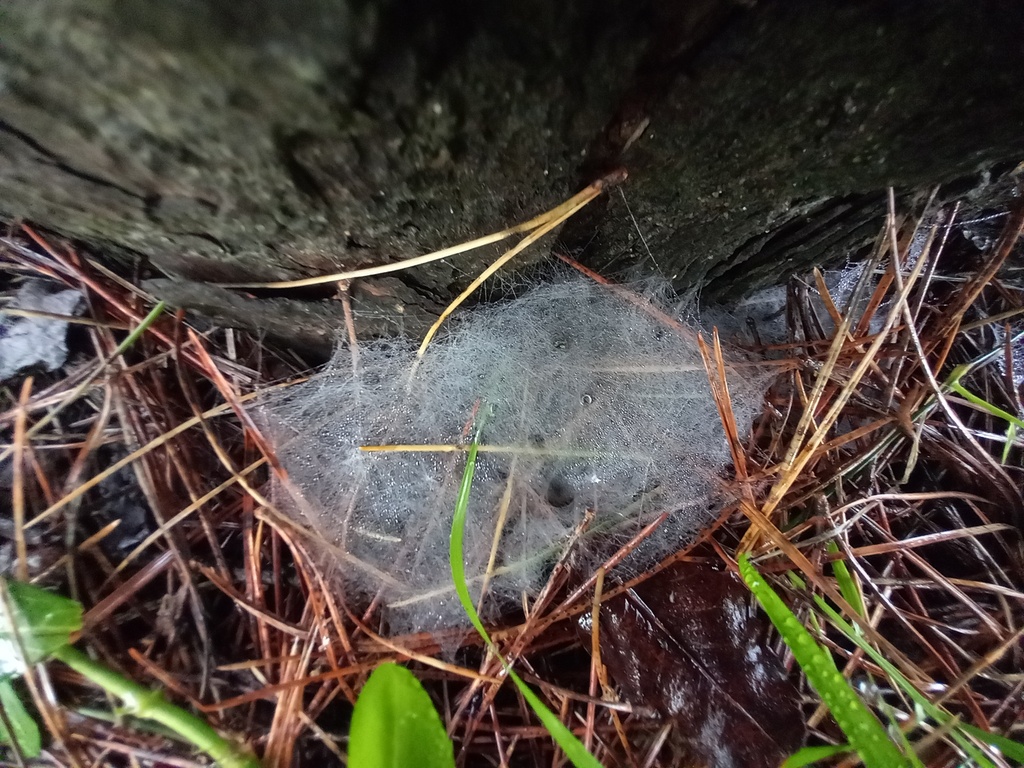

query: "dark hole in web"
left=545, top=475, right=576, bottom=508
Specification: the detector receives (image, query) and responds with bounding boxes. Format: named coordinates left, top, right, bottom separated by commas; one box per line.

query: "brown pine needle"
left=12, top=377, right=33, bottom=582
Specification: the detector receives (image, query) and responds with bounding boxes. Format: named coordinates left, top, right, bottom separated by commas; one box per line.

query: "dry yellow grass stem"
left=218, top=178, right=612, bottom=290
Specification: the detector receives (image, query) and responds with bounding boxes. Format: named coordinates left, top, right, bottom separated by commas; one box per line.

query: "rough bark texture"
left=567, top=1, right=1024, bottom=300
left=1, top=0, right=1022, bottom=347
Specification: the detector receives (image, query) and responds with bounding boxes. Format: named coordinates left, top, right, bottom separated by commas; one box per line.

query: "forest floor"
left=1, top=191, right=1023, bottom=767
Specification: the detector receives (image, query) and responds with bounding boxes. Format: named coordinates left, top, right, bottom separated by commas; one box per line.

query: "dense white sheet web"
left=259, top=278, right=770, bottom=636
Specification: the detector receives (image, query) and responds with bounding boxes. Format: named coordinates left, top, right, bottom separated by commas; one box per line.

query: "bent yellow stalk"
left=218, top=177, right=615, bottom=290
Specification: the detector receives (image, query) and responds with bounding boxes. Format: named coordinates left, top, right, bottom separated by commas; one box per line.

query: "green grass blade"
left=1000, top=423, right=1015, bottom=465
left=811, top=594, right=1021, bottom=766
left=946, top=379, right=1023, bottom=465
left=957, top=724, right=1024, bottom=763
left=827, top=541, right=864, bottom=619
left=450, top=425, right=603, bottom=768
left=0, top=678, right=41, bottom=757
left=449, top=439, right=489, bottom=643
left=115, top=301, right=167, bottom=356
left=782, top=744, right=852, bottom=767
left=947, top=381, right=1024, bottom=431
left=878, top=700, right=926, bottom=768
left=349, top=663, right=455, bottom=768
left=737, top=554, right=907, bottom=768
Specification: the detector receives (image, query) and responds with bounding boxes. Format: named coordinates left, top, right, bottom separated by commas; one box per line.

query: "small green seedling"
left=0, top=578, right=82, bottom=757
left=348, top=662, right=455, bottom=768
left=0, top=578, right=258, bottom=768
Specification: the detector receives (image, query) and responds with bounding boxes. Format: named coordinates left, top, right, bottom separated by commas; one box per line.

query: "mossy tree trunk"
left=1, top=0, right=1022, bottom=348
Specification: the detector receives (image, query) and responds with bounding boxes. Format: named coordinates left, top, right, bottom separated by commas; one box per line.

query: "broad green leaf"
left=349, top=663, right=455, bottom=768
left=450, top=421, right=603, bottom=768
left=0, top=580, right=83, bottom=675
left=0, top=678, right=41, bottom=757
left=737, top=554, right=906, bottom=768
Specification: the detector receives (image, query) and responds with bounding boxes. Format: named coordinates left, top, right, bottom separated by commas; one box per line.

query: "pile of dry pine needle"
left=0, top=189, right=1022, bottom=767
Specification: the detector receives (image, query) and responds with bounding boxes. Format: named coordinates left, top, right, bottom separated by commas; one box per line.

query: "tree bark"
left=1, top=0, right=1022, bottom=348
